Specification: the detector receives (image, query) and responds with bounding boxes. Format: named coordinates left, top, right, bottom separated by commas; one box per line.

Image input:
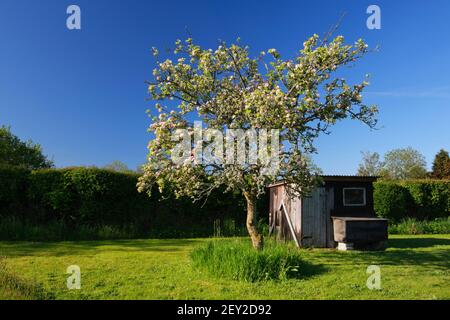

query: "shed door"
left=301, top=187, right=327, bottom=247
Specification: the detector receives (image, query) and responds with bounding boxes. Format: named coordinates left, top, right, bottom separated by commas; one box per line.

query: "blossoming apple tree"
left=138, top=35, right=377, bottom=249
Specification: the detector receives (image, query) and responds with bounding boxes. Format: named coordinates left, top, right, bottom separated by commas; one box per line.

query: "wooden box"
left=332, top=216, right=388, bottom=244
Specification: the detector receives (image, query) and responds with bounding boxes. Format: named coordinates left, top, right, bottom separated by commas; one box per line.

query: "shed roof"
left=267, top=175, right=378, bottom=188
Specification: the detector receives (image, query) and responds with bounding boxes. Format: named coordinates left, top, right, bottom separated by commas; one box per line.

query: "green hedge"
left=389, top=218, right=450, bottom=235
left=26, top=168, right=155, bottom=226
left=374, top=180, right=450, bottom=221
left=0, top=165, right=30, bottom=218
left=0, top=166, right=265, bottom=240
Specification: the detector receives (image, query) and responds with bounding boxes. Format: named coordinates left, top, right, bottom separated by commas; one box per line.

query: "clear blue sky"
left=1, top=0, right=449, bottom=174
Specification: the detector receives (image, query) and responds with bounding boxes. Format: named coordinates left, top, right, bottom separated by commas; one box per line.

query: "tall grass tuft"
left=0, top=216, right=254, bottom=241
left=0, top=217, right=141, bottom=241
left=0, top=258, right=53, bottom=300
left=190, top=239, right=304, bottom=282
left=389, top=217, right=450, bottom=235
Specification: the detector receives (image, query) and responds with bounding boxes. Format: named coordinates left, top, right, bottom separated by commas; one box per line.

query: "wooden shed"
left=268, top=176, right=388, bottom=250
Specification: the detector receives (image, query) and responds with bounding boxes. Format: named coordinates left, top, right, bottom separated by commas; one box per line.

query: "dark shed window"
left=343, top=188, right=366, bottom=206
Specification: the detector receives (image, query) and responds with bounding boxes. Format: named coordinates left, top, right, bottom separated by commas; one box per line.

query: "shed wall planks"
left=326, top=187, right=335, bottom=248
left=301, top=188, right=327, bottom=247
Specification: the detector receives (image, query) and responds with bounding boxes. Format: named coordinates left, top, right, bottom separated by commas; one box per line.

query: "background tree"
left=381, top=147, right=427, bottom=180
left=357, top=151, right=382, bottom=176
left=138, top=35, right=377, bottom=249
left=103, top=160, right=134, bottom=173
left=0, top=125, right=53, bottom=169
left=431, top=149, right=450, bottom=179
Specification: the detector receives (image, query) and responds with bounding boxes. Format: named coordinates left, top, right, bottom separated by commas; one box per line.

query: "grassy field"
left=0, top=234, right=449, bottom=300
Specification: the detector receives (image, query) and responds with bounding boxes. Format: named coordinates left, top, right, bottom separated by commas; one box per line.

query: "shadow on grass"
left=293, top=261, right=329, bottom=280
left=0, top=239, right=203, bottom=257
left=375, top=249, right=449, bottom=269
left=305, top=245, right=449, bottom=271
left=388, top=237, right=450, bottom=249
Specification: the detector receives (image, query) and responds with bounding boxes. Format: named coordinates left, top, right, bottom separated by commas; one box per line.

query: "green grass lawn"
left=0, top=234, right=449, bottom=300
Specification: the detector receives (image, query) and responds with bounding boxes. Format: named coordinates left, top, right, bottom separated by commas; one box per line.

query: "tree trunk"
left=244, top=192, right=264, bottom=250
